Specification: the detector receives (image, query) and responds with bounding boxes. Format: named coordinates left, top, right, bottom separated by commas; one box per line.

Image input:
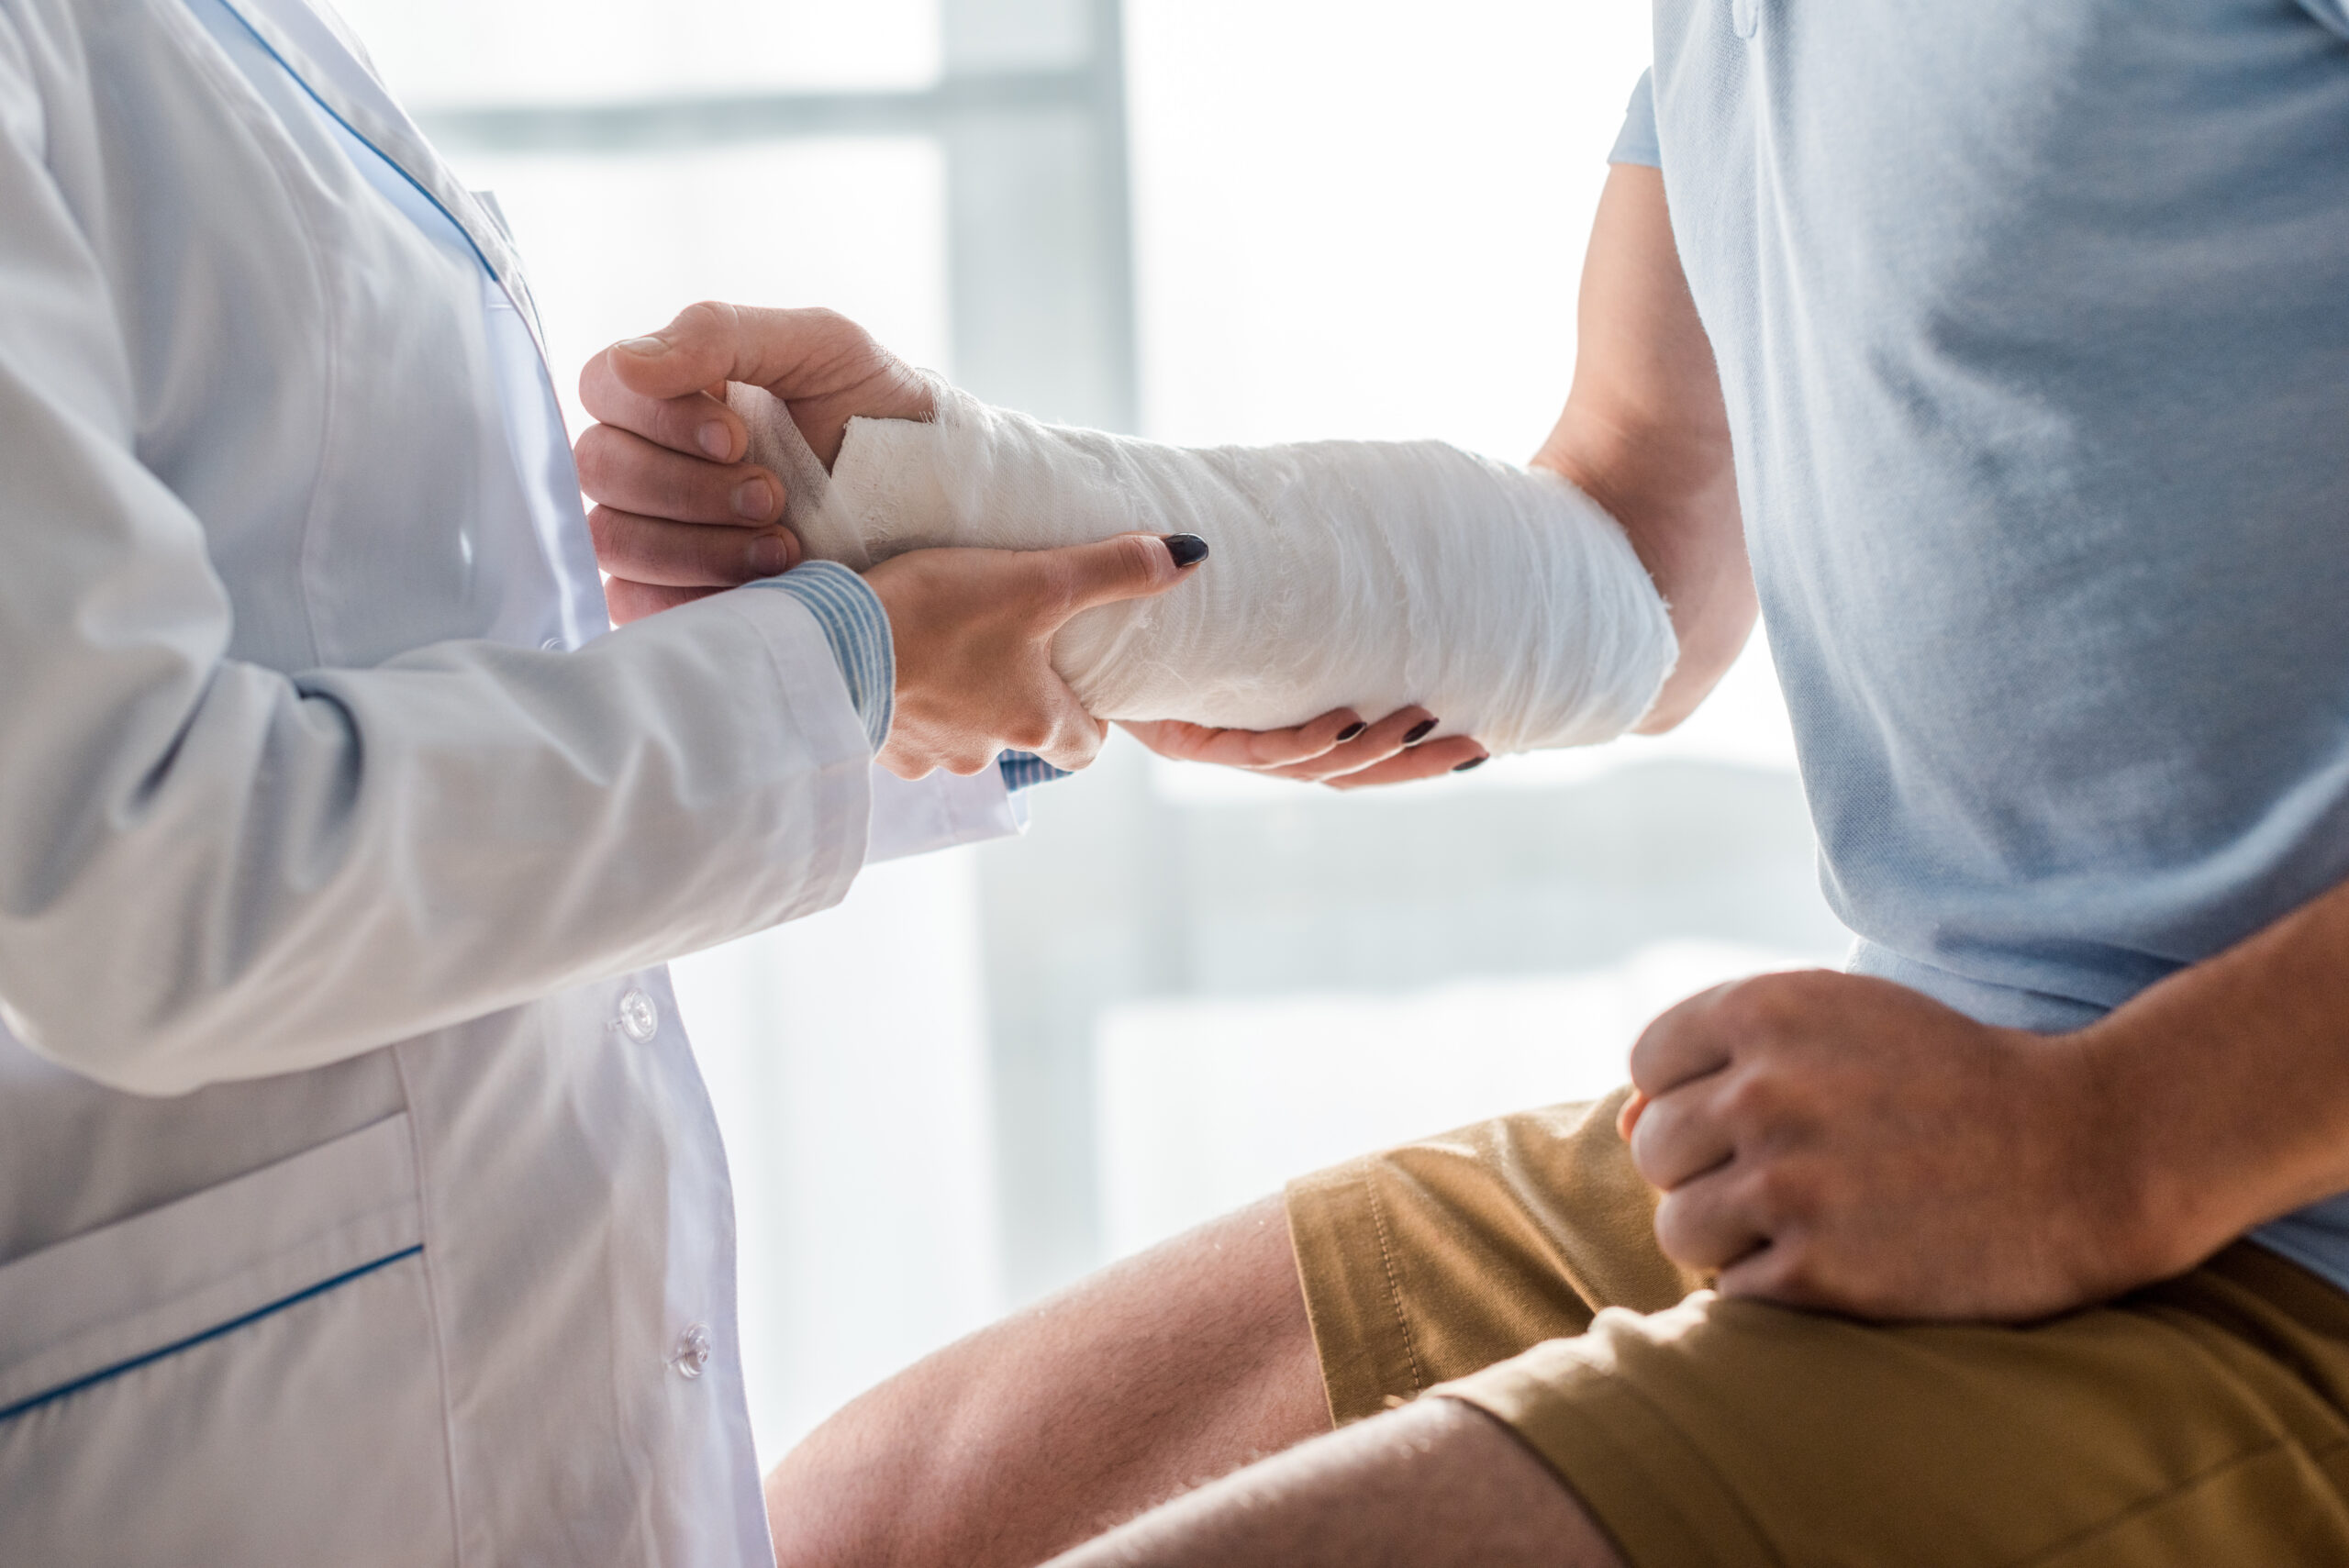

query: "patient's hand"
left=1621, top=970, right=2156, bottom=1322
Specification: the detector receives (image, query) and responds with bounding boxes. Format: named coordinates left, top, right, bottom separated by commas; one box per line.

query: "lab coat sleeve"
left=865, top=765, right=1026, bottom=864
left=0, top=37, right=874, bottom=1095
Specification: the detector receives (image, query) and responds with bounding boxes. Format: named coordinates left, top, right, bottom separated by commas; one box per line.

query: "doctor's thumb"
left=1046, top=532, right=1209, bottom=622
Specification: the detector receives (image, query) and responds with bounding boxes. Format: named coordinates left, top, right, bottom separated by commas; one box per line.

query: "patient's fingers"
left=579, top=347, right=746, bottom=462
left=575, top=424, right=785, bottom=527
left=605, top=576, right=722, bottom=626
left=589, top=506, right=801, bottom=589
left=1626, top=1076, right=1739, bottom=1192
left=1652, top=1165, right=1775, bottom=1275
left=1120, top=708, right=1366, bottom=770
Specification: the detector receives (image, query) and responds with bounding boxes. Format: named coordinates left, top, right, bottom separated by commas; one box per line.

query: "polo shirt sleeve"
left=1609, top=70, right=1661, bottom=168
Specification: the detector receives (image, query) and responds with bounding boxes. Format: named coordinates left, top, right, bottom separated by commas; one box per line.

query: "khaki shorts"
left=1286, top=1088, right=2349, bottom=1565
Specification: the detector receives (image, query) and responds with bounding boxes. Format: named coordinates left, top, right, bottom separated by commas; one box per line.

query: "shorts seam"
left=2004, top=1437, right=2291, bottom=1568
left=1363, top=1172, right=1426, bottom=1397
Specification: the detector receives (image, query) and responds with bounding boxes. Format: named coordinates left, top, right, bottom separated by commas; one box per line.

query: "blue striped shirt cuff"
left=997, top=751, right=1071, bottom=792
left=751, top=564, right=1069, bottom=792
left=751, top=562, right=894, bottom=753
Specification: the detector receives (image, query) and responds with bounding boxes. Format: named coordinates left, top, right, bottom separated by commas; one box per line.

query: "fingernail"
left=1163, top=534, right=1210, bottom=568
left=1403, top=718, right=1439, bottom=746
left=733, top=478, right=774, bottom=520
left=618, top=336, right=670, bottom=357
left=1453, top=755, right=1488, bottom=773
left=697, top=423, right=732, bottom=460
left=749, top=533, right=792, bottom=576
left=1335, top=722, right=1366, bottom=742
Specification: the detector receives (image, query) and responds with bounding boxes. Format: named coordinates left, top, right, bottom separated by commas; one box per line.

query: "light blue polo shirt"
left=1617, top=0, right=2349, bottom=1288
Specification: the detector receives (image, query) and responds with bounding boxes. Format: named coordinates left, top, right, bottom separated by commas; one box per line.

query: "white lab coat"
left=0, top=0, right=1019, bottom=1559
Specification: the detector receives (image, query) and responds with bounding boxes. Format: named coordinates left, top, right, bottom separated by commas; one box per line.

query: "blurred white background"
left=331, top=0, right=1848, bottom=1463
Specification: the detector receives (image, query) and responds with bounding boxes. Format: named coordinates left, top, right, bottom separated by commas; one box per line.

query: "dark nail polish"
left=1163, top=534, right=1210, bottom=568
left=1453, top=755, right=1488, bottom=773
left=1403, top=718, right=1439, bottom=746
left=1335, top=722, right=1367, bottom=743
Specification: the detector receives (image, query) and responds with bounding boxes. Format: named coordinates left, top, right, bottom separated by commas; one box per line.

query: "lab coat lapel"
left=206, top=0, right=554, bottom=361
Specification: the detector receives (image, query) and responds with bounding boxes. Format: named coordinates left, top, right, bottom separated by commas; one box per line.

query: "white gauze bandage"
left=735, top=377, right=1677, bottom=754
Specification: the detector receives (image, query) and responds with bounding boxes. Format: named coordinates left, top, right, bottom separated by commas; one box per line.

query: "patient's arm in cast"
left=578, top=165, right=1751, bottom=788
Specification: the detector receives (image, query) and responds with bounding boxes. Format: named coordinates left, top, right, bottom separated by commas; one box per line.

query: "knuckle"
left=1746, top=1160, right=1816, bottom=1224
left=675, top=299, right=731, bottom=339
left=1725, top=1243, right=1803, bottom=1303
left=1624, top=1124, right=1669, bottom=1188
left=1114, top=532, right=1163, bottom=581
left=649, top=457, right=707, bottom=517
left=1031, top=555, right=1085, bottom=620
left=1649, top=1192, right=1692, bottom=1252
left=807, top=306, right=878, bottom=363
left=573, top=430, right=619, bottom=494
left=1002, top=717, right=1057, bottom=753
left=584, top=506, right=629, bottom=554
left=1716, top=1066, right=1780, bottom=1126
left=693, top=530, right=743, bottom=579
left=1714, top=975, right=1796, bottom=1040
left=1627, top=1019, right=1681, bottom=1091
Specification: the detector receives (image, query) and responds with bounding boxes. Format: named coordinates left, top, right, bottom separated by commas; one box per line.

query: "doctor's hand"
left=576, top=302, right=932, bottom=625
left=870, top=532, right=1205, bottom=779
left=1617, top=970, right=2161, bottom=1323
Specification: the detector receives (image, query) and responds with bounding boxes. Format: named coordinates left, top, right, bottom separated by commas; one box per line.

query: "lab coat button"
left=672, top=1323, right=713, bottom=1380
left=617, top=988, right=660, bottom=1043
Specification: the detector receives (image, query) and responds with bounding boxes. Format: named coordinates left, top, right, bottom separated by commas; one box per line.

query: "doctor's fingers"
left=579, top=350, right=746, bottom=462
left=576, top=424, right=786, bottom=528
left=589, top=506, right=802, bottom=589
left=605, top=576, right=722, bottom=626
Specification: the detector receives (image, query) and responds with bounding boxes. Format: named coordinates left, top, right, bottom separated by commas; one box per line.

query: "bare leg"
left=1045, top=1396, right=1625, bottom=1568
left=765, top=1197, right=1330, bottom=1568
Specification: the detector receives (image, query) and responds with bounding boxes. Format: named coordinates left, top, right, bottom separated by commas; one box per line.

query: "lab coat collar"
left=206, top=0, right=552, bottom=361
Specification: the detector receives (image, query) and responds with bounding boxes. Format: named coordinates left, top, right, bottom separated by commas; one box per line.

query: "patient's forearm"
left=2088, top=871, right=2349, bottom=1274
left=1537, top=162, right=1752, bottom=733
